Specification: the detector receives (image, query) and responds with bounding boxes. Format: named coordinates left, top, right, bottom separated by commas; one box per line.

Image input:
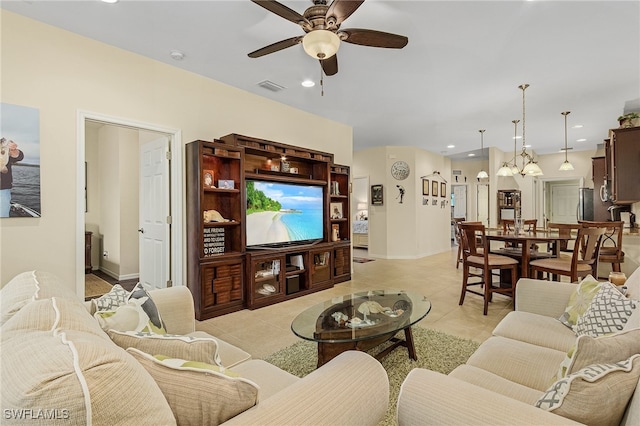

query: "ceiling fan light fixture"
left=302, top=30, right=340, bottom=59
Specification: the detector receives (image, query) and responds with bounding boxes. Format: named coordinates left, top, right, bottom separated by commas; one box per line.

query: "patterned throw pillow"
left=555, top=328, right=640, bottom=380
left=108, top=330, right=221, bottom=365
left=127, top=348, right=259, bottom=425
left=92, top=284, right=130, bottom=311
left=128, top=283, right=167, bottom=332
left=574, top=283, right=637, bottom=337
left=536, top=355, right=640, bottom=426
left=558, top=275, right=602, bottom=329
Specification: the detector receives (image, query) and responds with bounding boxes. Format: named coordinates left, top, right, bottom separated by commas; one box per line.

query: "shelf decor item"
left=371, top=184, right=383, bottom=205
left=330, top=202, right=343, bottom=219
left=203, top=170, right=215, bottom=188
left=218, top=179, right=234, bottom=189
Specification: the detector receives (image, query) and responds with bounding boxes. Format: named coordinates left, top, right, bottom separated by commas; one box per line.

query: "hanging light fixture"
left=477, top=129, right=489, bottom=179
left=302, top=30, right=340, bottom=60
left=496, top=119, right=519, bottom=177
left=559, top=111, right=574, bottom=171
left=500, top=84, right=543, bottom=177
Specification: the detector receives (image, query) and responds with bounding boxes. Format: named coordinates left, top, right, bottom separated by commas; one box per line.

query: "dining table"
left=485, top=229, right=572, bottom=278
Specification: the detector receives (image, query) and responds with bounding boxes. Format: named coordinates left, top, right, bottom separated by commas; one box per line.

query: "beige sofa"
left=397, top=276, right=640, bottom=425
left=1, top=271, right=389, bottom=425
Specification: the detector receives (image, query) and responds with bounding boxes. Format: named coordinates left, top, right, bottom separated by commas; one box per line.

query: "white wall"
left=0, top=11, right=352, bottom=291
left=353, top=146, right=451, bottom=259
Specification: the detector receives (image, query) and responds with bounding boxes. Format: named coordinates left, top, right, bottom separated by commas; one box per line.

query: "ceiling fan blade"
left=248, top=36, right=303, bottom=58
left=326, top=0, right=365, bottom=26
left=251, top=0, right=310, bottom=27
left=340, top=28, right=408, bottom=49
left=321, top=55, right=338, bottom=76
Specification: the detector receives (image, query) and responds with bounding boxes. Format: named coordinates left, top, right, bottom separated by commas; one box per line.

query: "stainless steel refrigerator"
left=578, top=188, right=594, bottom=221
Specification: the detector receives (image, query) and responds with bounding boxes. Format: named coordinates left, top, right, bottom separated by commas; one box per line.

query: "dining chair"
left=579, top=220, right=625, bottom=277
left=546, top=223, right=581, bottom=255
left=501, top=218, right=537, bottom=233
left=453, top=217, right=466, bottom=269
left=458, top=222, right=518, bottom=315
left=529, top=226, right=606, bottom=283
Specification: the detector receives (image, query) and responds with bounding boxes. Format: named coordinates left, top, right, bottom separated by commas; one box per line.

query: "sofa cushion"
left=574, top=283, right=637, bottom=337
left=536, top=354, right=640, bottom=426
left=128, top=348, right=258, bottom=425
left=492, top=311, right=576, bottom=352
left=466, top=336, right=567, bottom=392
left=0, top=270, right=76, bottom=326
left=625, top=267, right=640, bottom=300
left=449, top=364, right=543, bottom=405
left=231, top=359, right=300, bottom=401
left=556, top=328, right=640, bottom=380
left=108, top=330, right=221, bottom=365
left=558, top=275, right=602, bottom=329
left=1, top=298, right=175, bottom=425
left=92, top=284, right=130, bottom=311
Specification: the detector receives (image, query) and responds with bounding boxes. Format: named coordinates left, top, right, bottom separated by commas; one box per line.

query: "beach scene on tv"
left=246, top=181, right=324, bottom=247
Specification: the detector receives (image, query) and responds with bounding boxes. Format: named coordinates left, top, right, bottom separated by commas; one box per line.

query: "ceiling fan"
left=248, top=0, right=408, bottom=76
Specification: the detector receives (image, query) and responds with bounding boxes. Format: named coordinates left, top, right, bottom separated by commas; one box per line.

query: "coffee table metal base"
left=316, top=326, right=417, bottom=367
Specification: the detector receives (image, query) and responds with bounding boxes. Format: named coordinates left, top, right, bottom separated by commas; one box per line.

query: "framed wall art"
left=371, top=184, right=383, bottom=205
left=422, top=179, right=429, bottom=196
left=203, top=170, right=215, bottom=188
left=441, top=182, right=447, bottom=198
left=432, top=180, right=438, bottom=197
left=330, top=202, right=343, bottom=219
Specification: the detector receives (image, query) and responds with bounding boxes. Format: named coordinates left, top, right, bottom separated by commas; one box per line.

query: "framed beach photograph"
left=203, top=170, right=215, bottom=188
left=441, top=182, right=447, bottom=198
left=330, top=202, right=343, bottom=219
left=432, top=180, right=438, bottom=197
left=371, top=184, right=383, bottom=205
left=218, top=179, right=234, bottom=189
left=422, top=179, right=429, bottom=196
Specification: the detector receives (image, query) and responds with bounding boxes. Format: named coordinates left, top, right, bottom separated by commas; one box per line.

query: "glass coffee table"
left=291, top=290, right=431, bottom=367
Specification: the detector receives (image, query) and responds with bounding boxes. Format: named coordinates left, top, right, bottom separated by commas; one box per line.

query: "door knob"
left=138, top=228, right=144, bottom=234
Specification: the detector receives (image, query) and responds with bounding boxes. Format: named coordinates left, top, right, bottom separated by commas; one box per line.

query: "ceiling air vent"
left=257, top=80, right=286, bottom=92
left=453, top=170, right=462, bottom=176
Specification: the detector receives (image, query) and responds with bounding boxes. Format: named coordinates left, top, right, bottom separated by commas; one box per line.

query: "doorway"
left=76, top=111, right=183, bottom=297
left=543, top=179, right=581, bottom=226
left=477, top=183, right=490, bottom=226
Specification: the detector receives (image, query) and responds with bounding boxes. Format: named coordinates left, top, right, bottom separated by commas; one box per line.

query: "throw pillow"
left=127, top=348, right=258, bottom=425
left=108, top=330, right=221, bottom=365
left=574, top=283, right=637, bottom=337
left=94, top=299, right=159, bottom=333
left=128, top=282, right=167, bottom=333
left=92, top=284, right=130, bottom=311
left=558, top=275, right=602, bottom=329
left=624, top=267, right=640, bottom=300
left=536, top=354, right=640, bottom=426
left=555, top=328, right=640, bottom=380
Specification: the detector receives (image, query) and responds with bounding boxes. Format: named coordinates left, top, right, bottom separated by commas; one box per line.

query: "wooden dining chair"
left=547, top=223, right=581, bottom=255
left=579, top=221, right=625, bottom=277
left=453, top=217, right=466, bottom=269
left=530, top=226, right=606, bottom=283
left=501, top=218, right=537, bottom=233
left=458, top=223, right=518, bottom=315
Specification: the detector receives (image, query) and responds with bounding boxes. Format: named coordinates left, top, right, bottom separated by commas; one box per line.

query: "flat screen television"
left=246, top=180, right=324, bottom=248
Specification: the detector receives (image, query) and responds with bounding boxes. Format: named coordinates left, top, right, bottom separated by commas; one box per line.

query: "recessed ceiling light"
left=447, top=144, right=455, bottom=149
left=576, top=138, right=587, bottom=142
left=468, top=153, right=475, bottom=157
left=101, top=0, right=119, bottom=3
left=170, top=50, right=185, bottom=61
left=301, top=80, right=315, bottom=88
left=572, top=124, right=583, bottom=129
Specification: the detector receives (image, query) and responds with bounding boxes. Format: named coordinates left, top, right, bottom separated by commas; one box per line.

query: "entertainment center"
left=186, top=134, right=351, bottom=320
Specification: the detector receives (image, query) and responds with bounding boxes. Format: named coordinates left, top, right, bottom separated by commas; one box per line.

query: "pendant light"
left=477, top=129, right=489, bottom=179
left=559, top=111, right=574, bottom=171
left=515, top=84, right=543, bottom=177
left=496, top=119, right=520, bottom=177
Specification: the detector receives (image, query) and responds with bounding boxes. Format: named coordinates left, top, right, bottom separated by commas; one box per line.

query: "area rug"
left=353, top=257, right=375, bottom=263
left=264, top=327, right=480, bottom=425
left=85, top=274, right=113, bottom=300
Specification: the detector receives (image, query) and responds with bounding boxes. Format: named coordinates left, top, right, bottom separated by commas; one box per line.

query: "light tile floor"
left=195, top=246, right=513, bottom=359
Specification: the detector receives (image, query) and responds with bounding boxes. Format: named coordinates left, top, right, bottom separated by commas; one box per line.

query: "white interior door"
left=139, top=136, right=170, bottom=289
left=550, top=184, right=579, bottom=223
left=452, top=185, right=467, bottom=219
left=477, top=184, right=489, bottom=226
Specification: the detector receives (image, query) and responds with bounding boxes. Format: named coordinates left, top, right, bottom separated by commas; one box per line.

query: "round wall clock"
left=391, top=161, right=410, bottom=180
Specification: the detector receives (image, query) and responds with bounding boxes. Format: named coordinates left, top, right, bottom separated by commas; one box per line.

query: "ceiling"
left=3, top=0, right=639, bottom=159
